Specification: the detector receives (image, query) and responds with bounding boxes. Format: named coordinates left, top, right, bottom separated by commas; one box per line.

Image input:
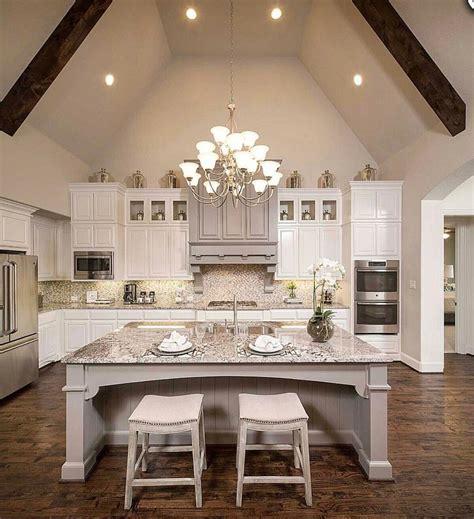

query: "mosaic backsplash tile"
left=38, top=266, right=318, bottom=305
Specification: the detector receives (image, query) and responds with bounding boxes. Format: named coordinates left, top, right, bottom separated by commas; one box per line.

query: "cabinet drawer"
left=170, top=309, right=195, bottom=320
left=205, top=310, right=233, bottom=321
left=269, top=309, right=297, bottom=320
left=333, top=318, right=349, bottom=332
left=143, top=309, right=171, bottom=320
left=357, top=334, right=400, bottom=354
left=117, top=309, right=145, bottom=320
left=238, top=310, right=264, bottom=321
left=63, top=309, right=89, bottom=319
left=89, top=310, right=117, bottom=320
left=296, top=309, right=313, bottom=320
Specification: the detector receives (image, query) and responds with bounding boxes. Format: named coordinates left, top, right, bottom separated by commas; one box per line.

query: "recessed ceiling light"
left=104, top=74, right=114, bottom=86
left=186, top=7, right=197, bottom=20
left=353, top=73, right=363, bottom=86
left=271, top=7, right=282, bottom=20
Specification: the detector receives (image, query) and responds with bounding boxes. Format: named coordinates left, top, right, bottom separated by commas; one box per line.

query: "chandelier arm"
left=239, top=186, right=275, bottom=204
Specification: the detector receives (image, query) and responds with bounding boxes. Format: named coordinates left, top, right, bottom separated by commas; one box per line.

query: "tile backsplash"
left=39, top=266, right=316, bottom=305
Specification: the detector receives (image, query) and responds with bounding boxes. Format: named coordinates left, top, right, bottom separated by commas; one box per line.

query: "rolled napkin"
left=159, top=330, right=192, bottom=352
left=253, top=334, right=283, bottom=353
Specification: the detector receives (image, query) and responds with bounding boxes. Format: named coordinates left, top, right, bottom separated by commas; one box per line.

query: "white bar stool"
left=124, top=393, right=206, bottom=510
left=236, top=392, right=312, bottom=507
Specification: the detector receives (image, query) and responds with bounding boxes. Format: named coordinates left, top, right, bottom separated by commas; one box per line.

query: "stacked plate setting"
left=156, top=331, right=194, bottom=356
left=248, top=335, right=285, bottom=356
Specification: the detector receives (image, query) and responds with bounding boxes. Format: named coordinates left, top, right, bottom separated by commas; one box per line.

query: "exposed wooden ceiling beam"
left=0, top=0, right=112, bottom=136
left=352, top=0, right=466, bottom=136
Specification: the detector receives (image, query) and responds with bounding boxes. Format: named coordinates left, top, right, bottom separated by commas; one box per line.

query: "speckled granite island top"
left=62, top=321, right=391, bottom=365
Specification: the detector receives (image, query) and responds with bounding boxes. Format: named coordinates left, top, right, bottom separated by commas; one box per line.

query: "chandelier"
left=179, top=0, right=282, bottom=207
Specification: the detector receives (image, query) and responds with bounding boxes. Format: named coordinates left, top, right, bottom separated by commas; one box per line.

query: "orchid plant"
left=307, top=259, right=345, bottom=321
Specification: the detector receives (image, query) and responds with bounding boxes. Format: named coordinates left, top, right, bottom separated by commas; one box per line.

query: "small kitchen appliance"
left=123, top=284, right=137, bottom=304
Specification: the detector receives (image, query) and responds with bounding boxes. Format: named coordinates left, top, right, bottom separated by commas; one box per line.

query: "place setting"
left=236, top=324, right=299, bottom=358
left=148, top=324, right=208, bottom=358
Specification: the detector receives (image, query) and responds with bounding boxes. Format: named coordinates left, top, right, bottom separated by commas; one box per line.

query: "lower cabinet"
left=38, top=312, right=61, bottom=367
left=90, top=320, right=116, bottom=341
left=356, top=334, right=400, bottom=357
left=64, top=319, right=90, bottom=353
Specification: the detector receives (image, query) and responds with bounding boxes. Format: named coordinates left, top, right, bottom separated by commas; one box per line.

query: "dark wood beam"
left=352, top=0, right=466, bottom=136
left=0, top=0, right=112, bottom=136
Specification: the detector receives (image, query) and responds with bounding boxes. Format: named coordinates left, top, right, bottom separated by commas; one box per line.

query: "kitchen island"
left=61, top=322, right=392, bottom=482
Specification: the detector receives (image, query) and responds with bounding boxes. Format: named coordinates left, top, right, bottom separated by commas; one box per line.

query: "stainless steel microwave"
left=74, top=251, right=113, bottom=280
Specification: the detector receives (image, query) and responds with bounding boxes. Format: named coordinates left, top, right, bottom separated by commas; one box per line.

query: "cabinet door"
left=223, top=201, right=245, bottom=240
left=376, top=190, right=400, bottom=220
left=277, top=228, right=298, bottom=278
left=93, top=192, right=116, bottom=221
left=198, top=198, right=221, bottom=240
left=149, top=228, right=170, bottom=278
left=64, top=320, right=89, bottom=353
left=72, top=224, right=94, bottom=248
left=246, top=200, right=269, bottom=240
left=39, top=320, right=60, bottom=366
left=126, top=228, right=148, bottom=278
left=170, top=228, right=190, bottom=278
left=33, top=223, right=56, bottom=280
left=376, top=223, right=400, bottom=256
left=333, top=318, right=349, bottom=332
left=352, top=191, right=376, bottom=220
left=353, top=223, right=376, bottom=256
left=94, top=224, right=115, bottom=248
left=319, top=227, right=341, bottom=263
left=56, top=225, right=72, bottom=279
left=298, top=227, right=319, bottom=278
left=71, top=192, right=94, bottom=221
left=0, top=211, right=30, bottom=249
left=90, top=320, right=116, bottom=341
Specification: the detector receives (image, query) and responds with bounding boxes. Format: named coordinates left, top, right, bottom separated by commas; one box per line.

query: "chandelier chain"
left=229, top=0, right=234, bottom=105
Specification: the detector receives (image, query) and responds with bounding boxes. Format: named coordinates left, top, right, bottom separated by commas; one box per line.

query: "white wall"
left=92, top=57, right=375, bottom=187
left=441, top=176, right=474, bottom=213
left=380, top=101, right=474, bottom=369
left=0, top=123, right=90, bottom=216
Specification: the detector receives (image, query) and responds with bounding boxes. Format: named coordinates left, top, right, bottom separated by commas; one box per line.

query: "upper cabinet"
left=126, top=189, right=188, bottom=225
left=345, top=182, right=402, bottom=222
left=278, top=189, right=341, bottom=224
left=70, top=183, right=125, bottom=223
left=0, top=199, right=36, bottom=252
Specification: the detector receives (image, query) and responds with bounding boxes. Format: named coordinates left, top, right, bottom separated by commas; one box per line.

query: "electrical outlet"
left=409, top=280, right=417, bottom=289
left=71, top=295, right=79, bottom=302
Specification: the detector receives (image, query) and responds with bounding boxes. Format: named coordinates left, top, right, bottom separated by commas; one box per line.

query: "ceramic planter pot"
left=307, top=315, right=334, bottom=343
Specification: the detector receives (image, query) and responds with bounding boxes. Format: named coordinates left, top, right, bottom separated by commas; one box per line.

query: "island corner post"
left=61, top=361, right=392, bottom=482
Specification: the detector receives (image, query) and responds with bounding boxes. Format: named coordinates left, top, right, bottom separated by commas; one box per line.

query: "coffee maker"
left=123, top=284, right=137, bottom=304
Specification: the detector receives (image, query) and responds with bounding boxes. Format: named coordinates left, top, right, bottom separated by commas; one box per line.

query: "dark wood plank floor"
left=1, top=355, right=473, bottom=518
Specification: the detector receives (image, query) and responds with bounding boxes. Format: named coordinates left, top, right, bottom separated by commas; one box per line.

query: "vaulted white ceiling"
left=1, top=0, right=472, bottom=166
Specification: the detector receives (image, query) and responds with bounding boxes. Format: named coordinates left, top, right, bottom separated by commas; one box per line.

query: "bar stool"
left=236, top=392, right=312, bottom=507
left=124, top=394, right=206, bottom=510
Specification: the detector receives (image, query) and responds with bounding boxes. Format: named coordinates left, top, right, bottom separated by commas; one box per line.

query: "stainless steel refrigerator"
left=0, top=253, right=38, bottom=399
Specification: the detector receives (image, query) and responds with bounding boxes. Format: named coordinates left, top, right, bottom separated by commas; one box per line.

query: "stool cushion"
left=239, top=393, right=308, bottom=424
left=129, top=394, right=203, bottom=426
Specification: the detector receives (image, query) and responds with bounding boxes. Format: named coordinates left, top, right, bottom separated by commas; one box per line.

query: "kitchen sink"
left=247, top=325, right=274, bottom=335
left=207, top=300, right=258, bottom=308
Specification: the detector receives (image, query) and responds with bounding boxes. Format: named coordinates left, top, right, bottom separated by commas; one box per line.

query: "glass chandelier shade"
left=179, top=0, right=282, bottom=207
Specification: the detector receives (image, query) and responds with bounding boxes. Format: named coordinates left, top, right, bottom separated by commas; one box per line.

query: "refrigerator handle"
left=2, top=262, right=11, bottom=336
left=10, top=262, right=18, bottom=334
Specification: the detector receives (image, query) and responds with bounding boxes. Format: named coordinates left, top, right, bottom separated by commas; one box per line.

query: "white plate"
left=246, top=344, right=285, bottom=356
left=249, top=341, right=283, bottom=354
left=152, top=343, right=195, bottom=356
left=158, top=340, right=193, bottom=353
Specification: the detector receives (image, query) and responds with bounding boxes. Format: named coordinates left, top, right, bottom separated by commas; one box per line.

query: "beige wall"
left=92, top=57, right=375, bottom=188
left=380, top=99, right=474, bottom=363
left=0, top=123, right=90, bottom=216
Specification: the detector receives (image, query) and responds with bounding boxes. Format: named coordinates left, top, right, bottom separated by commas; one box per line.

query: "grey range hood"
left=188, top=187, right=278, bottom=293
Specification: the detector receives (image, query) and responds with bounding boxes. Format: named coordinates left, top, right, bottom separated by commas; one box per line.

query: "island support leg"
left=61, top=365, right=104, bottom=481
left=356, top=364, right=393, bottom=480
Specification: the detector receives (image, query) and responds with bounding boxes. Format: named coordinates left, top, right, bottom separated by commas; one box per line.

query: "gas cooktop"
left=207, top=300, right=258, bottom=308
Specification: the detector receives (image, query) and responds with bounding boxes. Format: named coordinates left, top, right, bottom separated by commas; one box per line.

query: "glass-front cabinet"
left=277, top=188, right=340, bottom=224
left=126, top=189, right=188, bottom=224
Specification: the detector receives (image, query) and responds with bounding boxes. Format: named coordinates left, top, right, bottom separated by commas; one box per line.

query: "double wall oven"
left=354, top=260, right=399, bottom=334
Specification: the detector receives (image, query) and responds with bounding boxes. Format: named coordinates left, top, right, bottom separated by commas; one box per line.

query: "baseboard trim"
left=400, top=352, right=444, bottom=373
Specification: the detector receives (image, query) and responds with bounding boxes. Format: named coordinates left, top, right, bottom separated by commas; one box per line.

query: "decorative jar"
left=167, top=170, right=178, bottom=188
left=95, top=168, right=109, bottom=183
left=132, top=170, right=145, bottom=188
left=359, top=163, right=377, bottom=181
left=302, top=209, right=312, bottom=220
left=319, top=169, right=335, bottom=189
left=280, top=209, right=288, bottom=221
left=289, top=170, right=302, bottom=188
left=178, top=210, right=186, bottom=221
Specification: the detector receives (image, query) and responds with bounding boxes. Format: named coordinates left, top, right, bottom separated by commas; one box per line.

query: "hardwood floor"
left=1, top=356, right=473, bottom=518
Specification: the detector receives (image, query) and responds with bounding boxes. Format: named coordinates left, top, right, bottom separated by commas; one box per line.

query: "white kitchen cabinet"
left=376, top=190, right=400, bottom=220
left=357, top=334, right=400, bottom=355
left=319, top=227, right=341, bottom=263
left=90, top=320, right=116, bottom=341
left=149, top=228, right=169, bottom=278
left=126, top=227, right=149, bottom=278
left=93, top=224, right=115, bottom=248
left=376, top=223, right=400, bottom=256
left=298, top=227, right=318, bottom=278
left=93, top=192, right=116, bottom=221
left=56, top=224, right=71, bottom=279
left=72, top=224, right=94, bottom=248
left=170, top=228, right=190, bottom=278
left=64, top=319, right=89, bottom=353
left=71, top=192, right=94, bottom=221
left=0, top=202, right=33, bottom=251
left=277, top=228, right=298, bottom=278
left=33, top=221, right=56, bottom=280
left=38, top=312, right=61, bottom=367
left=353, top=223, right=377, bottom=256
left=352, top=191, right=377, bottom=220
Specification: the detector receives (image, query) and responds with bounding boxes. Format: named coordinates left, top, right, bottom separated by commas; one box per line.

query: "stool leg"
left=236, top=421, right=247, bottom=507
left=235, top=422, right=241, bottom=469
left=124, top=424, right=138, bottom=510
left=199, top=411, right=207, bottom=471
left=191, top=422, right=202, bottom=508
left=300, top=422, right=312, bottom=507
left=142, top=432, right=149, bottom=472
left=293, top=429, right=301, bottom=469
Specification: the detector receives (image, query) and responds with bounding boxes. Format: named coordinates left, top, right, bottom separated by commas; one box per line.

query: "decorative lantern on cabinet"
left=289, top=170, right=302, bottom=188
left=95, top=168, right=110, bottom=183
left=359, top=164, right=377, bottom=181
left=132, top=170, right=145, bottom=188
left=319, top=169, right=335, bottom=189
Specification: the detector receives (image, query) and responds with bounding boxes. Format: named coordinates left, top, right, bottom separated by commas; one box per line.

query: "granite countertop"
left=39, top=302, right=350, bottom=313
left=62, top=321, right=390, bottom=365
